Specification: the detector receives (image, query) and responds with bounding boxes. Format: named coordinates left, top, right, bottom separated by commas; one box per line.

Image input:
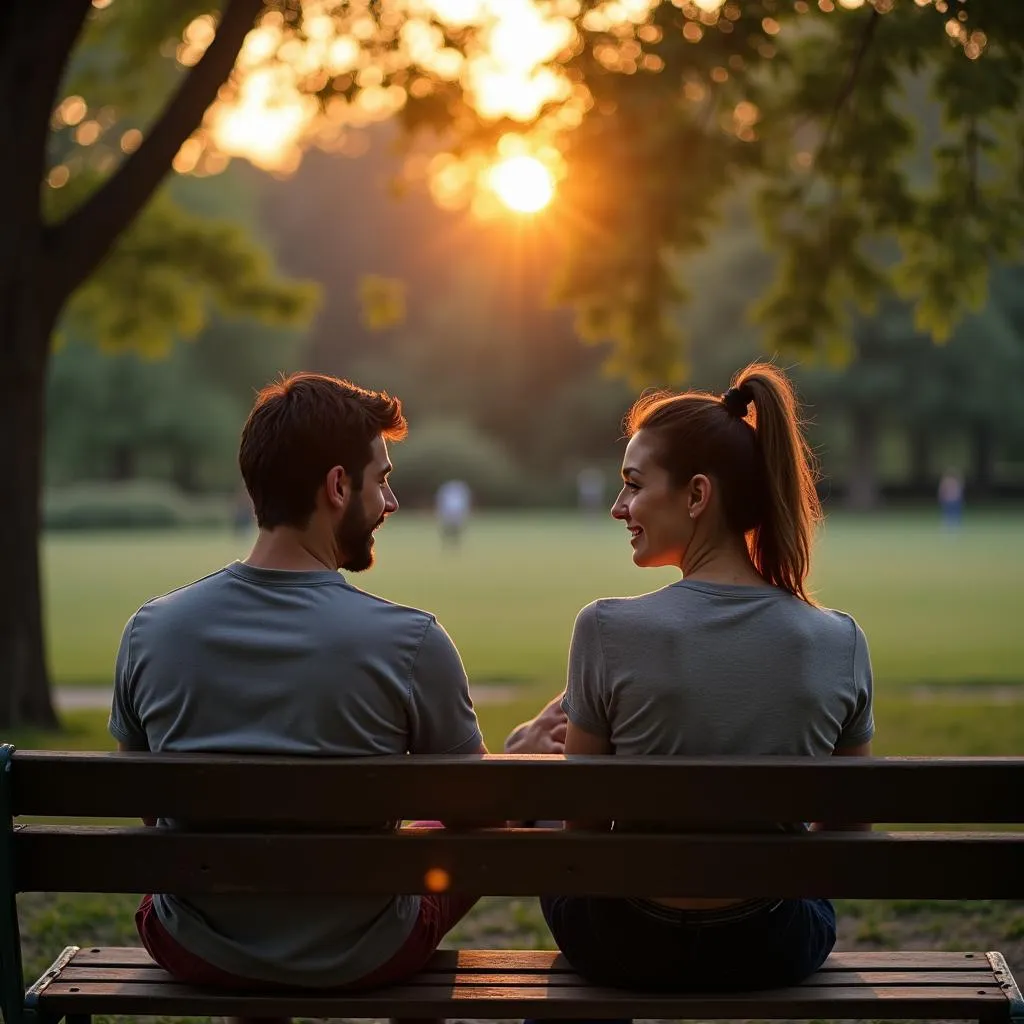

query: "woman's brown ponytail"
left=733, top=363, right=822, bottom=603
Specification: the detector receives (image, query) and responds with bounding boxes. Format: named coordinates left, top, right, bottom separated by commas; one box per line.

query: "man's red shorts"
left=136, top=821, right=476, bottom=990
left=136, top=889, right=477, bottom=990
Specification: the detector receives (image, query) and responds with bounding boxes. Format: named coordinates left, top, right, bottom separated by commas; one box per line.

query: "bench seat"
left=27, top=946, right=1023, bottom=1021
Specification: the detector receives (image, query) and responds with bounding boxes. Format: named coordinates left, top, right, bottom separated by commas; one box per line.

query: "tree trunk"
left=908, top=426, right=931, bottom=492
left=172, top=451, right=200, bottom=494
left=0, top=1, right=92, bottom=729
left=111, top=445, right=137, bottom=483
left=846, top=408, right=880, bottom=510
left=0, top=294, right=60, bottom=730
left=0, top=0, right=260, bottom=729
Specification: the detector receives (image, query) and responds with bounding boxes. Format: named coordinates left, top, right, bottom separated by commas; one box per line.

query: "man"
left=109, top=373, right=556, bottom=1001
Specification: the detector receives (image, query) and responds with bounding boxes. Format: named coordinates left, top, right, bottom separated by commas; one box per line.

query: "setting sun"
left=488, top=155, right=554, bottom=214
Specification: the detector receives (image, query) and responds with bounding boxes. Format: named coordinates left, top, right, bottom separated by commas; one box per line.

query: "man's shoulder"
left=340, top=584, right=440, bottom=634
left=134, top=567, right=235, bottom=617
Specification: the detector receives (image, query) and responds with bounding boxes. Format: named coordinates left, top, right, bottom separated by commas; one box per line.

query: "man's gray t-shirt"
left=563, top=580, right=874, bottom=762
left=109, top=562, right=482, bottom=987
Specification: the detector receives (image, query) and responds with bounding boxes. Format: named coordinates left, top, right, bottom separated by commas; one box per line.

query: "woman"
left=545, top=363, right=874, bottom=993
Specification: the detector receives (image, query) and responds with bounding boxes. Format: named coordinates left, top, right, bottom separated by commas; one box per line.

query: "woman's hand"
left=503, top=692, right=568, bottom=754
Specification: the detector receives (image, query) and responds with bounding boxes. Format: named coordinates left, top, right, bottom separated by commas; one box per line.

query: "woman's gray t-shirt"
left=563, top=579, right=873, bottom=758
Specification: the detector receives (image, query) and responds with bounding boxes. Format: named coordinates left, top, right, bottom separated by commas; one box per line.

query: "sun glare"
left=489, top=155, right=554, bottom=213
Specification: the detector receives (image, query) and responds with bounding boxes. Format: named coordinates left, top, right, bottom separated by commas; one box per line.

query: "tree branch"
left=45, top=0, right=264, bottom=306
left=814, top=6, right=881, bottom=174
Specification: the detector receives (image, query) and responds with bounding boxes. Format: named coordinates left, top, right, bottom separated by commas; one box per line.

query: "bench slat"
left=63, top=946, right=993, bottom=971
left=16, top=826, right=1024, bottom=898
left=64, top=942, right=991, bottom=966
left=34, top=979, right=1010, bottom=1019
left=53, top=965, right=1005, bottom=987
left=12, top=752, right=1022, bottom=823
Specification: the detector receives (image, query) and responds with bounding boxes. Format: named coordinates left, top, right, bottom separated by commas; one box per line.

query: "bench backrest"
left=3, top=748, right=1023, bottom=900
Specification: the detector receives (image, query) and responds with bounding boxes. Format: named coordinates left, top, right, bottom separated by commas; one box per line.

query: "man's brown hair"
left=239, top=373, right=407, bottom=530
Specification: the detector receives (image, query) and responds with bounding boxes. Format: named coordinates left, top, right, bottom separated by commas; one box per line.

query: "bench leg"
left=65, top=1015, right=91, bottom=1024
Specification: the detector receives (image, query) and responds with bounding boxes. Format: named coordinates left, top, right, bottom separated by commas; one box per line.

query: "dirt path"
left=54, top=683, right=522, bottom=711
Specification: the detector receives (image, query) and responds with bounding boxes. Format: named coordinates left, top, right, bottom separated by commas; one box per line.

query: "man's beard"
left=335, top=496, right=383, bottom=572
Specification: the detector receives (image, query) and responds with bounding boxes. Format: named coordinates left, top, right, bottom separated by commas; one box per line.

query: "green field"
left=46, top=508, right=1024, bottom=693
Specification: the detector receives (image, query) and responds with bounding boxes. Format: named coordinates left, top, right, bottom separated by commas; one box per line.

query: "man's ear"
left=325, top=465, right=349, bottom=512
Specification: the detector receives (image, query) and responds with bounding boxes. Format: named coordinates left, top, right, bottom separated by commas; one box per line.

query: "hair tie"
left=721, top=384, right=754, bottom=418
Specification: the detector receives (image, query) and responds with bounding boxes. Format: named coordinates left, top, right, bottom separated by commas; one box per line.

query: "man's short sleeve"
left=407, top=619, right=483, bottom=754
left=838, top=621, right=874, bottom=748
left=562, top=603, right=610, bottom=739
left=108, top=613, right=149, bottom=750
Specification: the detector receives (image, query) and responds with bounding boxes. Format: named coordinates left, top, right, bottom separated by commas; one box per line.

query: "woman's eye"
left=624, top=482, right=639, bottom=493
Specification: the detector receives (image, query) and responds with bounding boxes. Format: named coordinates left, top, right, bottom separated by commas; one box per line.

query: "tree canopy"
left=43, top=1, right=1024, bottom=378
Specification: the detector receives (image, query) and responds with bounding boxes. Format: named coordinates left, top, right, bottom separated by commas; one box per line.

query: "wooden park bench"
left=1, top=745, right=1022, bottom=1023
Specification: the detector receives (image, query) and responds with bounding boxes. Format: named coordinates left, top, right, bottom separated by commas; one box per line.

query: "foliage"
left=43, top=1, right=1024, bottom=381
left=65, top=187, right=316, bottom=357
left=390, top=418, right=529, bottom=506
left=43, top=481, right=231, bottom=532
left=46, top=317, right=305, bottom=492
left=358, top=274, right=406, bottom=330
left=42, top=169, right=317, bottom=358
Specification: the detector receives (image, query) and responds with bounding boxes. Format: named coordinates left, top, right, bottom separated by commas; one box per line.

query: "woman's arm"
left=503, top=691, right=567, bottom=753
left=811, top=740, right=874, bottom=832
left=564, top=720, right=613, bottom=831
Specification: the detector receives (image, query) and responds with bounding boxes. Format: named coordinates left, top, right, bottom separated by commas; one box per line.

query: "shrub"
left=391, top=419, right=528, bottom=507
left=43, top=480, right=232, bottom=531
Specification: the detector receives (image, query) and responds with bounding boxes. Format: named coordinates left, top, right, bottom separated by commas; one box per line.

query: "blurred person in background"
left=938, top=469, right=965, bottom=531
left=435, top=477, right=472, bottom=548
left=576, top=466, right=605, bottom=514
left=527, top=363, right=874, bottom=1012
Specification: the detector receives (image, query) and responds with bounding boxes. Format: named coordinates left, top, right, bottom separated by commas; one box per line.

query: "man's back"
left=110, top=562, right=481, bottom=986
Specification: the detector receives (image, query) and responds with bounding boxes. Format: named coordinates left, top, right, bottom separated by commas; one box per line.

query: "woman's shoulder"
left=574, top=586, right=680, bottom=630
left=794, top=600, right=868, bottom=651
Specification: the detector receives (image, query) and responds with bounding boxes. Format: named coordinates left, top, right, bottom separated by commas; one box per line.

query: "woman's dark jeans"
left=526, top=895, right=836, bottom=1024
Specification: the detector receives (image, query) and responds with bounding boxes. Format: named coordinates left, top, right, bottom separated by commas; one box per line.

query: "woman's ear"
left=688, top=473, right=712, bottom=519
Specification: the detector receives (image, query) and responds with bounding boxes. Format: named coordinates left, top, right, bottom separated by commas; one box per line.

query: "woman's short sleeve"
left=562, top=602, right=611, bottom=739
left=839, top=621, right=874, bottom=747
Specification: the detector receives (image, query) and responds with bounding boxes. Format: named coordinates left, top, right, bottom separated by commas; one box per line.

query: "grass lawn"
left=45, top=508, right=1024, bottom=693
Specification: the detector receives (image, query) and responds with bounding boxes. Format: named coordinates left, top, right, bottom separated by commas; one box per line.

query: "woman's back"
left=565, top=580, right=873, bottom=758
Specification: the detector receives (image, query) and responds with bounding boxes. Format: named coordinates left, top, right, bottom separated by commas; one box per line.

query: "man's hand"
left=503, top=692, right=568, bottom=754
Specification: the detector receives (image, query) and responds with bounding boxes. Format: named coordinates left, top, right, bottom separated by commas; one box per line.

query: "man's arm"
left=116, top=739, right=157, bottom=827
left=436, top=738, right=509, bottom=830
left=406, top=620, right=505, bottom=828
left=810, top=740, right=874, bottom=832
